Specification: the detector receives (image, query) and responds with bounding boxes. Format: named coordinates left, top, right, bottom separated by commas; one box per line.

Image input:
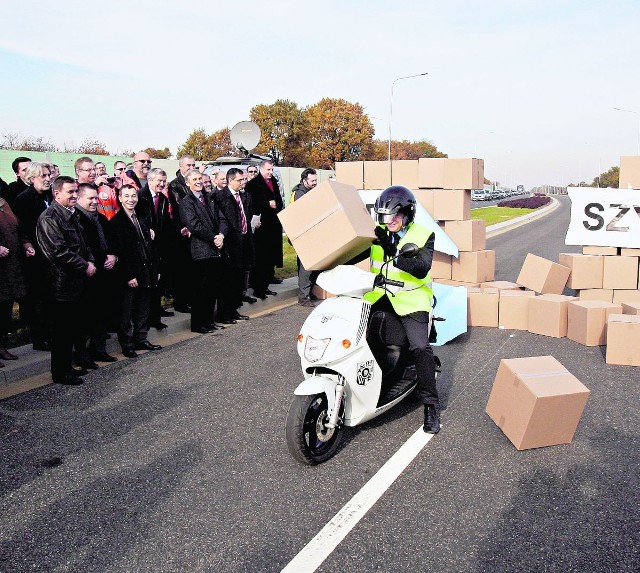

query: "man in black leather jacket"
left=36, top=176, right=96, bottom=385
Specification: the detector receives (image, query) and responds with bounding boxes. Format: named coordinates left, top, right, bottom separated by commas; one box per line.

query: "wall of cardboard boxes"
left=280, top=157, right=640, bottom=451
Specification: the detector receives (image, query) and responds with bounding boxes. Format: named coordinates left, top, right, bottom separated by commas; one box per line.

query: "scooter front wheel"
left=286, top=393, right=343, bottom=465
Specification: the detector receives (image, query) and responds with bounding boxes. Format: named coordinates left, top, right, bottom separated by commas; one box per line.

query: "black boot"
left=423, top=404, right=441, bottom=434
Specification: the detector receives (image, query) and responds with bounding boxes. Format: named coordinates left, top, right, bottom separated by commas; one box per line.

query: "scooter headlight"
left=304, top=336, right=331, bottom=363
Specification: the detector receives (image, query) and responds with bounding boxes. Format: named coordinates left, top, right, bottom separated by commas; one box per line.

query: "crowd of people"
left=0, top=153, right=299, bottom=385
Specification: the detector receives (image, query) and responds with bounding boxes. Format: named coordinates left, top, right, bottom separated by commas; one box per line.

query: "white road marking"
left=281, top=427, right=435, bottom=573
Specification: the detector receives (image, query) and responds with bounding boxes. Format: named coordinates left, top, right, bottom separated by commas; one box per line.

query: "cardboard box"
left=481, top=281, right=523, bottom=291
left=602, top=256, right=639, bottom=290
left=334, top=161, right=364, bottom=189
left=528, top=293, right=577, bottom=338
left=418, top=158, right=446, bottom=189
left=452, top=250, right=496, bottom=283
left=433, top=189, right=471, bottom=221
left=391, top=160, right=419, bottom=189
left=558, top=253, right=603, bottom=290
left=619, top=156, right=640, bottom=189
left=613, top=289, right=640, bottom=303
left=516, top=254, right=570, bottom=294
left=622, top=302, right=640, bottom=315
left=621, top=248, right=640, bottom=257
left=579, top=289, right=614, bottom=302
left=443, top=158, right=484, bottom=190
left=278, top=180, right=376, bottom=270
left=363, top=161, right=391, bottom=190
left=467, top=288, right=499, bottom=327
left=499, top=290, right=536, bottom=330
left=435, top=279, right=479, bottom=288
left=567, top=301, right=623, bottom=346
left=431, top=251, right=452, bottom=279
left=485, top=356, right=590, bottom=450
left=444, top=220, right=486, bottom=252
left=606, top=314, right=640, bottom=366
left=582, top=246, right=618, bottom=255
left=413, top=189, right=435, bottom=217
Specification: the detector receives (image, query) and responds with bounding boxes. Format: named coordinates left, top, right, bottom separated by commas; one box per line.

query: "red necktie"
left=198, top=194, right=205, bottom=204
left=153, top=193, right=160, bottom=213
left=235, top=193, right=247, bottom=234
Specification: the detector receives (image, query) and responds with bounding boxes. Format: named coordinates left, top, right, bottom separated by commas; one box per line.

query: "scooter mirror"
left=399, top=243, right=419, bottom=258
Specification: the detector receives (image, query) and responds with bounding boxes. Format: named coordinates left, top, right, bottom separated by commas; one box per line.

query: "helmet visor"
left=377, top=213, right=396, bottom=224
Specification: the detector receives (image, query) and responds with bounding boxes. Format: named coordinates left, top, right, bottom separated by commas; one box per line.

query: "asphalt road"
left=1, top=196, right=638, bottom=573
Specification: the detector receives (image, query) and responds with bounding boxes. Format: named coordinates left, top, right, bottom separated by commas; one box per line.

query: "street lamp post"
left=613, top=107, right=640, bottom=155
left=388, top=72, right=428, bottom=178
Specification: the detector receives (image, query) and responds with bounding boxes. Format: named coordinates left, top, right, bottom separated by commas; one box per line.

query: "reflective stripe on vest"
left=363, top=222, right=433, bottom=316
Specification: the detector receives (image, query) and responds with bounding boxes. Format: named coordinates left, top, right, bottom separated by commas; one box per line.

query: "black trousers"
left=0, top=300, right=13, bottom=343
left=191, top=258, right=220, bottom=330
left=22, top=258, right=51, bottom=345
left=118, top=286, right=151, bottom=351
left=74, top=273, right=109, bottom=359
left=217, top=259, right=243, bottom=321
left=372, top=297, right=439, bottom=405
left=50, top=300, right=81, bottom=378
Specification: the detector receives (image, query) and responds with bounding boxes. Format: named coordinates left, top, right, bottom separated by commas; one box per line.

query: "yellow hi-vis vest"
left=364, top=222, right=433, bottom=316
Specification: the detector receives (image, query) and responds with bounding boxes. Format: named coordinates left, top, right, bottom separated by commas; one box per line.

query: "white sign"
left=357, top=190, right=459, bottom=256
left=565, top=187, right=640, bottom=248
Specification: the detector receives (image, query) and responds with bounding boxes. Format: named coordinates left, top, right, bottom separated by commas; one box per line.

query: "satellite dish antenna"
left=230, top=121, right=261, bottom=156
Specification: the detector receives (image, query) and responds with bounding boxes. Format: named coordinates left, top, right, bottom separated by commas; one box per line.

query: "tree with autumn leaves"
left=177, top=97, right=446, bottom=168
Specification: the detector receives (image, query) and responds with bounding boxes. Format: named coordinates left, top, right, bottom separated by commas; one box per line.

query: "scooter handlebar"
left=383, top=277, right=404, bottom=288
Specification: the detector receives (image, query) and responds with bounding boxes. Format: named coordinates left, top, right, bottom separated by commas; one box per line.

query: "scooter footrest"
left=378, top=377, right=416, bottom=408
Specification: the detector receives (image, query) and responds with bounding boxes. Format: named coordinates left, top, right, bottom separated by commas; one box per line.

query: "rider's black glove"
left=374, top=226, right=396, bottom=258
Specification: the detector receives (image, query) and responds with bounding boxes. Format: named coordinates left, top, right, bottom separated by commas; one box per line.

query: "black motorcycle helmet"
left=373, top=185, right=417, bottom=226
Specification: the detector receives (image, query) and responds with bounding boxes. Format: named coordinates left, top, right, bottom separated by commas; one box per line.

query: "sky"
left=1, top=0, right=639, bottom=189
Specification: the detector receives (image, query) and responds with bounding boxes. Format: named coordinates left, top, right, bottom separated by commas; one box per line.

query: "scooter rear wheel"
left=286, top=393, right=343, bottom=465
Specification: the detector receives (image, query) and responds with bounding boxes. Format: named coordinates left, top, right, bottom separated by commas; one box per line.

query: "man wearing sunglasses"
left=128, top=152, right=153, bottom=190
left=246, top=167, right=258, bottom=181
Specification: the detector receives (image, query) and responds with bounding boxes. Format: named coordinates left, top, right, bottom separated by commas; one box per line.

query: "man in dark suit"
left=4, top=156, right=31, bottom=208
left=75, top=183, right=118, bottom=365
left=13, top=162, right=53, bottom=350
left=110, top=184, right=162, bottom=358
left=179, top=169, right=228, bottom=334
left=136, top=167, right=175, bottom=329
left=213, top=168, right=253, bottom=323
left=245, top=159, right=284, bottom=299
left=36, top=176, right=96, bottom=385
left=167, top=155, right=196, bottom=313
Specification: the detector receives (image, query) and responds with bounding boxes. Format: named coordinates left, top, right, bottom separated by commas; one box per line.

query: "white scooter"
left=285, top=244, right=441, bottom=465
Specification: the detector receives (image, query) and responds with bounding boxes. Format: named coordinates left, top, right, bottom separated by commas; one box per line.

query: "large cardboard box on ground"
left=622, top=302, right=640, bottom=315
left=528, top=294, right=577, bottom=338
left=278, top=180, right=376, bottom=270
left=499, top=290, right=536, bottom=330
left=602, top=255, right=639, bottom=290
left=363, top=161, right=391, bottom=190
left=516, top=254, right=570, bottom=294
left=567, top=301, right=623, bottom=346
left=485, top=356, right=590, bottom=450
left=413, top=189, right=435, bottom=217
left=467, top=287, right=499, bottom=327
left=612, top=289, right=640, bottom=304
left=619, top=156, right=640, bottom=189
left=452, top=250, right=495, bottom=283
left=579, top=288, right=614, bottom=302
left=444, top=220, right=486, bottom=252
left=621, top=248, right=640, bottom=257
left=418, top=158, right=446, bottom=189
left=558, top=253, right=604, bottom=290
left=606, top=314, right=640, bottom=366
left=443, top=158, right=484, bottom=190
left=433, top=189, right=471, bottom=221
left=435, top=279, right=479, bottom=288
left=335, top=161, right=364, bottom=189
left=583, top=246, right=618, bottom=255
left=431, top=251, right=452, bottom=279
left=391, top=160, right=419, bottom=189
